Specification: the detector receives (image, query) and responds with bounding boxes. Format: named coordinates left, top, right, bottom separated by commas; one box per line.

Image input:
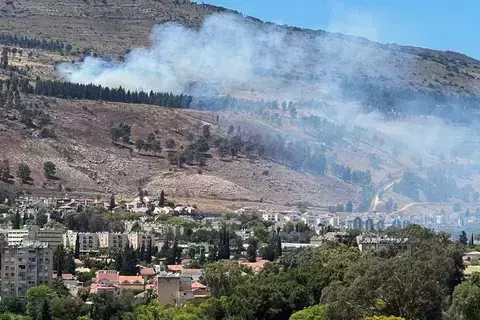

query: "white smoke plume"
left=56, top=12, right=480, bottom=160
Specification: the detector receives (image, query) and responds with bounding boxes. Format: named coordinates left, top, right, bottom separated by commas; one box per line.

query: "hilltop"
left=1, top=0, right=480, bottom=97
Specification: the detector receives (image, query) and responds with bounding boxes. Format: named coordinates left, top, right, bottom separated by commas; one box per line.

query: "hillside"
left=1, top=0, right=480, bottom=97
left=0, top=96, right=361, bottom=212
left=1, top=0, right=480, bottom=216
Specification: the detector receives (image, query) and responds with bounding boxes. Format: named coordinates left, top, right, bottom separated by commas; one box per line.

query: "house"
left=238, top=258, right=269, bottom=273
left=284, top=214, right=301, bottom=224
left=191, top=281, right=209, bottom=298
left=118, top=276, right=145, bottom=291
left=154, top=272, right=194, bottom=306
left=167, top=265, right=184, bottom=272
left=90, top=270, right=120, bottom=294
left=465, top=251, right=480, bottom=260
left=356, top=235, right=411, bottom=255
left=53, top=274, right=81, bottom=296
left=139, top=267, right=157, bottom=281
left=301, top=213, right=317, bottom=227
left=182, top=269, right=204, bottom=282
left=310, top=232, right=347, bottom=245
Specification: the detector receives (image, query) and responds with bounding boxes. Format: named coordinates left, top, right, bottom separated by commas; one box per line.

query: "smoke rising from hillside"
left=57, top=13, right=380, bottom=98
left=57, top=13, right=480, bottom=161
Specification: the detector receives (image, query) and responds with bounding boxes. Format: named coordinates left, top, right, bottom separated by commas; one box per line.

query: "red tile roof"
left=167, top=265, right=183, bottom=272
left=53, top=273, right=74, bottom=280
left=140, top=267, right=156, bottom=276
left=95, top=270, right=120, bottom=282
left=119, top=276, right=144, bottom=284
left=191, top=281, right=206, bottom=289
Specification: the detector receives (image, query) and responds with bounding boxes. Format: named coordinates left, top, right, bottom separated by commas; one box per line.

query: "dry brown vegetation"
left=0, top=97, right=361, bottom=212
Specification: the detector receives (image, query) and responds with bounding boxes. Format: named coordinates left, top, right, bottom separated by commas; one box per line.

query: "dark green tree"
left=145, top=238, right=152, bottom=264
left=346, top=201, right=353, bottom=213
left=17, top=163, right=31, bottom=183
left=108, top=193, right=115, bottom=211
left=43, top=161, right=56, bottom=179
left=0, top=159, right=10, bottom=181
left=120, top=244, right=138, bottom=275
left=218, top=226, right=230, bottom=260
left=11, top=210, right=21, bottom=229
left=247, top=238, right=258, bottom=263
left=159, top=190, right=165, bottom=207
left=460, top=230, right=469, bottom=245
left=74, top=234, right=80, bottom=259
left=40, top=299, right=52, bottom=320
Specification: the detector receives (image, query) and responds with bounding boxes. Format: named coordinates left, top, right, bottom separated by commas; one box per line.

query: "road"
left=392, top=202, right=437, bottom=214
left=369, top=178, right=401, bottom=212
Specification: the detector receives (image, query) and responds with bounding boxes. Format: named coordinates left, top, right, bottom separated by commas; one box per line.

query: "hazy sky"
left=205, top=0, right=480, bottom=59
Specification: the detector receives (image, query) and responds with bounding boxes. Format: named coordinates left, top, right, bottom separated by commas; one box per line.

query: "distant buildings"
left=356, top=235, right=411, bottom=255
left=1, top=240, right=53, bottom=298
left=63, top=231, right=154, bottom=255
left=6, top=226, right=63, bottom=247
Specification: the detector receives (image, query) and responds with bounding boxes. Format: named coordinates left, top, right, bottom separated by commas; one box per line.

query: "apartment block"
left=7, top=226, right=63, bottom=247
left=127, top=233, right=153, bottom=250
left=98, top=232, right=128, bottom=251
left=63, top=232, right=100, bottom=254
left=1, top=241, right=53, bottom=298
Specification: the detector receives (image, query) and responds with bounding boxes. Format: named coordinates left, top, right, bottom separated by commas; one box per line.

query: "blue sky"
left=205, top=0, right=480, bottom=59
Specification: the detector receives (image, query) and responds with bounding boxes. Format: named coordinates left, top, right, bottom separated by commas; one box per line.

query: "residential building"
left=140, top=267, right=157, bottom=281
left=301, top=214, right=317, bottom=227
left=82, top=233, right=99, bottom=253
left=181, top=269, right=203, bottom=282
left=391, top=219, right=402, bottom=229
left=98, top=232, right=128, bottom=251
left=90, top=270, right=120, bottom=294
left=375, top=219, right=385, bottom=231
left=310, top=232, right=347, bottom=245
left=154, top=272, right=194, bottom=306
left=363, top=218, right=373, bottom=231
left=356, top=235, right=411, bottom=255
left=7, top=226, right=63, bottom=247
left=191, top=281, right=208, bottom=298
left=284, top=214, right=301, bottom=224
left=1, top=241, right=53, bottom=298
left=127, top=233, right=153, bottom=250
left=118, top=276, right=145, bottom=291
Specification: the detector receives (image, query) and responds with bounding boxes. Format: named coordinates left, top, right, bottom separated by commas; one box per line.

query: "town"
left=0, top=190, right=475, bottom=311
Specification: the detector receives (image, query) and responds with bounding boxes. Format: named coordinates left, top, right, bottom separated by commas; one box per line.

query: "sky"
left=204, top=0, right=480, bottom=59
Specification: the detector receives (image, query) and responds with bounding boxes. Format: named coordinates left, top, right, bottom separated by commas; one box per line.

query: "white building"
left=7, top=226, right=63, bottom=247
left=284, top=214, right=301, bottom=224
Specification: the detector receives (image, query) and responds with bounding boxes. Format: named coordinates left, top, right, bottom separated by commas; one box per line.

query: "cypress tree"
left=275, top=227, right=282, bottom=258
left=54, top=245, right=65, bottom=277
left=140, top=243, right=146, bottom=261
left=12, top=210, right=21, bottom=229
left=40, top=299, right=52, bottom=320
left=74, top=234, right=80, bottom=259
left=115, top=250, right=123, bottom=272
left=146, top=238, right=153, bottom=264
left=159, top=190, right=165, bottom=207
left=109, top=193, right=115, bottom=211
left=120, top=244, right=138, bottom=275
